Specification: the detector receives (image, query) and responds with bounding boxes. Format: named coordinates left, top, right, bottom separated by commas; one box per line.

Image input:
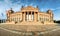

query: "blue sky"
left=0, top=0, right=60, bottom=20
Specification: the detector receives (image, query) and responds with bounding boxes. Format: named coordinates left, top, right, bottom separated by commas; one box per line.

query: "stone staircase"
left=16, top=21, right=43, bottom=25
left=16, top=21, right=55, bottom=25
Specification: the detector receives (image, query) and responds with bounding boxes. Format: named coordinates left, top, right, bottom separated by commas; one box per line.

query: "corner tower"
left=47, top=10, right=54, bottom=22
left=6, top=8, right=14, bottom=22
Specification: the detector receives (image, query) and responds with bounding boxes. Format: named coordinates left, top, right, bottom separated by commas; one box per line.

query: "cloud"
left=41, top=8, right=50, bottom=12
left=4, top=0, right=11, bottom=3
left=53, top=7, right=60, bottom=11
left=0, top=0, right=60, bottom=20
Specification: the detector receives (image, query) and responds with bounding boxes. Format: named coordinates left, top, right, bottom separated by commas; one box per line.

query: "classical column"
left=34, top=12, right=38, bottom=22
left=34, top=12, right=35, bottom=21
left=25, top=12, right=26, bottom=21
left=34, top=12, right=36, bottom=22
left=31, top=12, right=32, bottom=21
left=36, top=12, right=38, bottom=21
left=23, top=12, right=25, bottom=21
left=28, top=12, right=29, bottom=21
left=27, top=12, right=28, bottom=21
left=36, top=12, right=38, bottom=22
left=24, top=12, right=26, bottom=21
left=19, top=13, right=23, bottom=21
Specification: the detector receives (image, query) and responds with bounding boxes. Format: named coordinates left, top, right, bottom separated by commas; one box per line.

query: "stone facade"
left=6, top=6, right=54, bottom=24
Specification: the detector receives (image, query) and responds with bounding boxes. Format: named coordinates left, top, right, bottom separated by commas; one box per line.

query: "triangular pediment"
left=25, top=6, right=35, bottom=9
left=21, top=6, right=38, bottom=10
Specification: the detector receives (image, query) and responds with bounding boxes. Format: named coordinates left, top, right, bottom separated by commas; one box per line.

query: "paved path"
left=0, top=26, right=60, bottom=36
left=0, top=27, right=21, bottom=36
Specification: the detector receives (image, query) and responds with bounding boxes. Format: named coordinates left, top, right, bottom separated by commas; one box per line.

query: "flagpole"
left=1, top=13, right=4, bottom=23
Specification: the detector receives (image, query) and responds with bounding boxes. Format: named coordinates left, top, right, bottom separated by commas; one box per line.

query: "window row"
left=10, top=18, right=21, bottom=22
left=39, top=18, right=50, bottom=21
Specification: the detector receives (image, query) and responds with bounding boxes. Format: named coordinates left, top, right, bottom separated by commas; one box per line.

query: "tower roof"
left=47, top=9, right=52, bottom=13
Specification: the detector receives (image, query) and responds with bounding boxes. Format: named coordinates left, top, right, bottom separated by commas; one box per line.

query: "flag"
left=1, top=13, right=4, bottom=17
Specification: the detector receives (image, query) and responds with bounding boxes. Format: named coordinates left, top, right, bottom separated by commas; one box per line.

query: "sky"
left=0, top=0, right=60, bottom=20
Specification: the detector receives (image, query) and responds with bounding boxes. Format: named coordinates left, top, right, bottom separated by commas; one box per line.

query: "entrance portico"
left=22, top=11, right=38, bottom=22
